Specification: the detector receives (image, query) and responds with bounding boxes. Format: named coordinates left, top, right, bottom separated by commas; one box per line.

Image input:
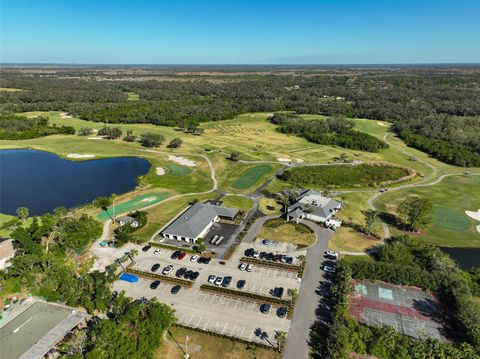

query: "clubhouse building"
left=161, top=203, right=239, bottom=243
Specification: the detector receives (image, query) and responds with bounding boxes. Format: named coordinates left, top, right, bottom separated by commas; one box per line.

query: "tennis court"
left=349, top=280, right=447, bottom=342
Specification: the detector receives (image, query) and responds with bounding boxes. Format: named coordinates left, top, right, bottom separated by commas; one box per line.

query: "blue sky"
left=1, top=0, right=479, bottom=64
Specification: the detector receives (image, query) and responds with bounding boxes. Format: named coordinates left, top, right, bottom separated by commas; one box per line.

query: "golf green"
left=433, top=206, right=470, bottom=232
left=166, top=163, right=192, bottom=176
left=97, top=192, right=170, bottom=220
left=232, top=164, right=273, bottom=189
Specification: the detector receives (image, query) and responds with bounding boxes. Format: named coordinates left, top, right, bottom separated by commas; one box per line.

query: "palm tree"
left=16, top=207, right=29, bottom=222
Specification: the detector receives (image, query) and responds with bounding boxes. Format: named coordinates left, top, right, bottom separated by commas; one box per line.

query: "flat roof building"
left=161, top=203, right=239, bottom=243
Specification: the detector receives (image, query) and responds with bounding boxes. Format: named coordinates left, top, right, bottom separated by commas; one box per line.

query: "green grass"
left=375, top=175, right=480, bottom=247
left=166, top=163, right=191, bottom=176
left=97, top=192, right=170, bottom=220
left=126, top=92, right=140, bottom=101
left=232, top=164, right=275, bottom=189
left=433, top=206, right=471, bottom=232
left=220, top=195, right=253, bottom=213
left=257, top=221, right=316, bottom=247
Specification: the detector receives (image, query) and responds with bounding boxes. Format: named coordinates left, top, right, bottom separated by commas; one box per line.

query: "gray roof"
left=287, top=190, right=341, bottom=220
left=162, top=203, right=238, bottom=239
left=118, top=215, right=135, bottom=223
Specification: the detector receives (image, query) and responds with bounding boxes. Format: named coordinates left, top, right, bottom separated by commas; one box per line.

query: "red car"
left=177, top=252, right=187, bottom=260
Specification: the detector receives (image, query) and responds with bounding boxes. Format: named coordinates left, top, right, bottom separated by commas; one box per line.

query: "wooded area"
left=1, top=66, right=479, bottom=165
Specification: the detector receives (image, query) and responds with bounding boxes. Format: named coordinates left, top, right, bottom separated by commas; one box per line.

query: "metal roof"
left=161, top=203, right=238, bottom=239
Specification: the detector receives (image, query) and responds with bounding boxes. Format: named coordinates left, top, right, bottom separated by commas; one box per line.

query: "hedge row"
left=172, top=322, right=281, bottom=351
left=127, top=267, right=194, bottom=287
left=240, top=257, right=301, bottom=272
left=149, top=241, right=198, bottom=254
left=200, top=284, right=292, bottom=307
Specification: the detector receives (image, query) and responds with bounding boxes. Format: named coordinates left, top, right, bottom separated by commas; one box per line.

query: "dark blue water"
left=0, top=149, right=151, bottom=215
left=441, top=247, right=480, bottom=269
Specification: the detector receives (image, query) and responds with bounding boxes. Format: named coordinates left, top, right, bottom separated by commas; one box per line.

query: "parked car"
left=162, top=265, right=174, bottom=275
left=237, top=279, right=246, bottom=289
left=244, top=248, right=255, bottom=257
left=184, top=270, right=193, bottom=279
left=324, top=250, right=339, bottom=260
left=190, top=254, right=199, bottom=262
left=322, top=265, right=335, bottom=273
left=210, top=235, right=219, bottom=244
left=150, top=280, right=161, bottom=289
left=198, top=256, right=211, bottom=264
left=142, top=244, right=151, bottom=252
left=262, top=239, right=270, bottom=245
left=171, top=250, right=181, bottom=259
left=151, top=263, right=160, bottom=272
left=238, top=263, right=247, bottom=271
left=253, top=251, right=260, bottom=259
left=266, top=253, right=274, bottom=261
left=175, top=267, right=187, bottom=278
left=246, top=264, right=254, bottom=272
left=219, top=261, right=226, bottom=265
left=178, top=252, right=187, bottom=260
left=285, top=257, right=293, bottom=264
left=208, top=275, right=217, bottom=284
left=171, top=285, right=181, bottom=294
left=273, top=287, right=284, bottom=298
left=215, top=276, right=224, bottom=286
left=277, top=307, right=288, bottom=318
left=190, top=271, right=200, bottom=281
left=154, top=249, right=162, bottom=255
left=260, top=303, right=271, bottom=314
left=222, top=276, right=232, bottom=288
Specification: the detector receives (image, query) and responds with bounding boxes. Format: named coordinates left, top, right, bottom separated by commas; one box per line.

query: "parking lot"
left=113, top=243, right=303, bottom=346
left=204, top=222, right=240, bottom=257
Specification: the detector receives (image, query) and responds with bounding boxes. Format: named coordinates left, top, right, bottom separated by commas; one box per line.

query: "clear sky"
left=1, top=0, right=479, bottom=64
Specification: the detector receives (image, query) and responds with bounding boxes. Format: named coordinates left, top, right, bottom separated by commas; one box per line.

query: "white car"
left=324, top=250, right=338, bottom=259
left=246, top=264, right=253, bottom=272
left=162, top=265, right=174, bottom=275
left=215, top=276, right=224, bottom=286
left=208, top=275, right=217, bottom=284
left=190, top=255, right=199, bottom=262
left=322, top=265, right=335, bottom=273
left=253, top=251, right=260, bottom=259
left=239, top=263, right=247, bottom=271
left=154, top=249, right=162, bottom=255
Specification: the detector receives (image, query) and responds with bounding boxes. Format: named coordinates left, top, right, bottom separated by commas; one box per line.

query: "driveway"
left=282, top=222, right=334, bottom=359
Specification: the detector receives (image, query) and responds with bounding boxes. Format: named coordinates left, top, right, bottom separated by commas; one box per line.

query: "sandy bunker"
left=67, top=153, right=95, bottom=159
left=156, top=167, right=165, bottom=175
left=168, top=155, right=196, bottom=167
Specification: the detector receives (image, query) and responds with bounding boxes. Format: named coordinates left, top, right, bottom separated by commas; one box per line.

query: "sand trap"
left=156, top=167, right=165, bottom=176
left=277, top=157, right=291, bottom=162
left=377, top=122, right=387, bottom=127
left=296, top=158, right=304, bottom=163
left=88, top=137, right=103, bottom=140
left=477, top=225, right=480, bottom=234
left=140, top=196, right=157, bottom=203
left=168, top=155, right=196, bottom=167
left=67, top=153, right=95, bottom=159
left=465, top=209, right=480, bottom=222
left=59, top=112, right=73, bottom=119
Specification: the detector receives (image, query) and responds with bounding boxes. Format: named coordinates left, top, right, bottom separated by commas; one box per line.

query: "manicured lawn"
left=220, top=195, right=253, bottom=213
left=134, top=193, right=217, bottom=242
left=126, top=91, right=140, bottom=101
left=155, top=326, right=280, bottom=359
left=329, top=227, right=382, bottom=253
left=166, top=163, right=192, bottom=176
left=97, top=192, right=170, bottom=220
left=375, top=175, right=480, bottom=247
left=259, top=197, right=282, bottom=215
left=257, top=221, right=316, bottom=247
left=232, top=164, right=275, bottom=189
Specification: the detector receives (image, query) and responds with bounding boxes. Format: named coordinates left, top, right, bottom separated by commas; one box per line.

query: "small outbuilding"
left=286, top=189, right=343, bottom=225
left=117, top=215, right=139, bottom=228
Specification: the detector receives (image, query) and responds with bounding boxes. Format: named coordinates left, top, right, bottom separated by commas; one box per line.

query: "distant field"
left=220, top=195, right=253, bottom=213
left=232, top=164, right=275, bottom=190
left=375, top=175, right=480, bottom=247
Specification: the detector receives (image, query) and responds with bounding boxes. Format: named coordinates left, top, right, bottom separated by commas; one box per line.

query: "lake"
left=441, top=247, right=480, bottom=269
left=0, top=149, right=151, bottom=216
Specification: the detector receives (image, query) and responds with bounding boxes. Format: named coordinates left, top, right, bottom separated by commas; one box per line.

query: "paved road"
left=283, top=221, right=333, bottom=359
left=242, top=214, right=281, bottom=243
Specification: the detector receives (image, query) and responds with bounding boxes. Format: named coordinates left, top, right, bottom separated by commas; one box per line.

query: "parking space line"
left=248, top=329, right=254, bottom=340
left=195, top=316, right=202, bottom=328
left=179, top=313, right=187, bottom=322
left=240, top=326, right=246, bottom=338
left=203, top=319, right=211, bottom=330
left=186, top=315, right=195, bottom=326
left=221, top=323, right=227, bottom=334
left=242, top=301, right=247, bottom=310
left=230, top=324, right=237, bottom=336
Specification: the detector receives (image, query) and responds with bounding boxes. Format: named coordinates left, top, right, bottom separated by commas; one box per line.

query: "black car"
left=184, top=270, right=194, bottom=279
left=198, top=256, right=211, bottom=264
left=273, top=287, right=284, bottom=298
left=150, top=280, right=161, bottom=289
left=260, top=303, right=271, bottom=314
left=171, top=285, right=181, bottom=294
left=259, top=251, right=267, bottom=259
left=142, top=244, right=151, bottom=252
left=244, top=248, right=255, bottom=257
left=171, top=250, right=181, bottom=259
left=222, top=276, right=232, bottom=287
left=190, top=271, right=200, bottom=281
left=285, top=257, right=293, bottom=265
left=277, top=307, right=287, bottom=318
left=175, top=267, right=187, bottom=278
left=237, top=279, right=246, bottom=289
left=266, top=253, right=274, bottom=261
left=151, top=263, right=160, bottom=272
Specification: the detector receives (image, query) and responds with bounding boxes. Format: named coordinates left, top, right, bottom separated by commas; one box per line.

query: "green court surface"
left=232, top=164, right=273, bottom=189
left=97, top=192, right=170, bottom=220
left=433, top=206, right=470, bottom=233
left=166, top=163, right=192, bottom=176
